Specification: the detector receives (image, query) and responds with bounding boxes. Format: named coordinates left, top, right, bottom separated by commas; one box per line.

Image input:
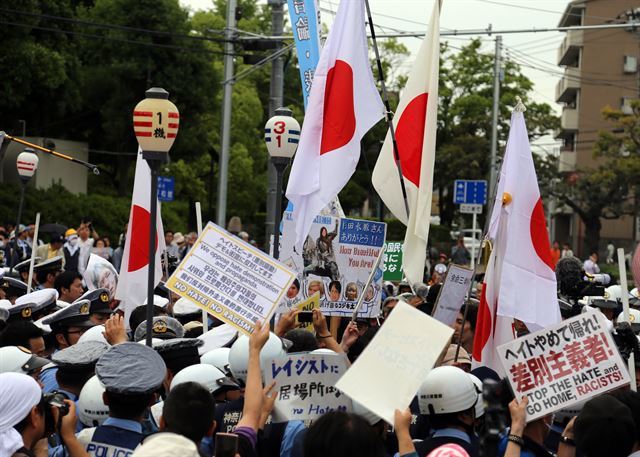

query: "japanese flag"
left=115, top=150, right=165, bottom=326
left=286, top=0, right=384, bottom=250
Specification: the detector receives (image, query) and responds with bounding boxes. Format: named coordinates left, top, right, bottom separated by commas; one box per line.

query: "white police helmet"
left=0, top=346, right=49, bottom=375
left=200, top=347, right=231, bottom=374
left=78, top=375, right=109, bottom=427
left=468, top=374, right=484, bottom=418
left=418, top=366, right=478, bottom=415
left=228, top=332, right=287, bottom=382
left=170, top=363, right=238, bottom=394
left=78, top=325, right=110, bottom=346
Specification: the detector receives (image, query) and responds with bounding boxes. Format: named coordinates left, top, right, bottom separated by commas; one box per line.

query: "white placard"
left=498, top=310, right=630, bottom=422
left=432, top=264, right=474, bottom=326
left=265, top=352, right=351, bottom=422
left=83, top=253, right=119, bottom=299
left=335, top=302, right=453, bottom=424
left=166, top=222, right=296, bottom=335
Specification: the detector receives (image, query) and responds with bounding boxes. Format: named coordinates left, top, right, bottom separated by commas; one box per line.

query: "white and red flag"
left=371, top=1, right=439, bottom=285
left=473, top=110, right=561, bottom=372
left=115, top=150, right=165, bottom=325
left=285, top=0, right=384, bottom=249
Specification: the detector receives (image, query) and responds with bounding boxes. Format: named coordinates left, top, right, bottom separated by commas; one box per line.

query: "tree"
left=435, top=39, right=559, bottom=226
left=551, top=101, right=640, bottom=252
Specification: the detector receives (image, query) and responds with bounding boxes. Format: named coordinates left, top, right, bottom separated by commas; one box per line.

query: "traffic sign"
left=158, top=176, right=175, bottom=202
left=453, top=180, right=488, bottom=205
left=460, top=204, right=483, bottom=214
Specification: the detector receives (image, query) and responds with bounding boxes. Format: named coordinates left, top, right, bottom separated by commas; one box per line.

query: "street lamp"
left=264, top=107, right=300, bottom=259
left=133, top=87, right=179, bottom=347
left=15, top=148, right=38, bottom=230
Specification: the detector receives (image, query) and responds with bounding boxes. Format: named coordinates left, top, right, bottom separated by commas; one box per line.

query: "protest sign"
left=498, top=310, right=630, bottom=422
left=266, top=352, right=351, bottom=422
left=279, top=211, right=386, bottom=317
left=335, top=302, right=453, bottom=424
left=83, top=254, right=118, bottom=299
left=166, top=222, right=296, bottom=335
left=432, top=264, right=474, bottom=326
left=383, top=241, right=403, bottom=281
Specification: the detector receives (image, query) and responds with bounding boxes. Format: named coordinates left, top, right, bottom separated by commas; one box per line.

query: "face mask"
left=69, top=238, right=78, bottom=246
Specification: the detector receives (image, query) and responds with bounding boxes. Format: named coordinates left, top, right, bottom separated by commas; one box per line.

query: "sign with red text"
left=498, top=310, right=630, bottom=422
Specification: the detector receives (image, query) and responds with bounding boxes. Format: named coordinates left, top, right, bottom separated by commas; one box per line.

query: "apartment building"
left=553, top=0, right=639, bottom=256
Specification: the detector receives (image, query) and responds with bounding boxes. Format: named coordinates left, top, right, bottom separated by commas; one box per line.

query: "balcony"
left=555, top=67, right=581, bottom=103
left=557, top=30, right=583, bottom=66
left=560, top=107, right=578, bottom=131
left=558, top=150, right=577, bottom=173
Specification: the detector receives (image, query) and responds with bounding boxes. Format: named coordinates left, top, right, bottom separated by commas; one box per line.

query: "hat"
left=172, top=297, right=201, bottom=317
left=441, top=344, right=472, bottom=366
left=1, top=298, right=35, bottom=321
left=197, top=323, right=237, bottom=355
left=154, top=338, right=203, bottom=374
left=50, top=233, right=65, bottom=244
left=76, top=288, right=113, bottom=315
left=143, top=295, right=169, bottom=310
left=52, top=341, right=110, bottom=373
left=134, top=316, right=184, bottom=342
left=575, top=395, right=635, bottom=457
left=618, top=308, right=640, bottom=334
left=133, top=432, right=200, bottom=457
left=42, top=299, right=94, bottom=330
left=0, top=346, right=50, bottom=374
left=34, top=256, right=64, bottom=274
left=589, top=298, right=618, bottom=310
left=0, top=373, right=42, bottom=456
left=0, top=277, right=28, bottom=299
left=173, top=232, right=185, bottom=245
left=13, top=258, right=40, bottom=274
left=65, top=228, right=77, bottom=238
left=96, top=342, right=166, bottom=395
left=414, top=283, right=429, bottom=301
left=15, top=289, right=59, bottom=317
left=16, top=224, right=27, bottom=234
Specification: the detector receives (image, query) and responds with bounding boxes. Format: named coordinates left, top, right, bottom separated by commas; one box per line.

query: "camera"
left=43, top=392, right=70, bottom=437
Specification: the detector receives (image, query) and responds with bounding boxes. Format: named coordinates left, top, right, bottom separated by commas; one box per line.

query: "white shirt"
left=583, top=258, right=600, bottom=275
left=77, top=237, right=94, bottom=274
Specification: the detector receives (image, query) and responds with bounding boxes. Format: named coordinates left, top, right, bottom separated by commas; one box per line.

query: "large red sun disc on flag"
left=320, top=60, right=356, bottom=155
left=395, top=93, right=428, bottom=187
left=530, top=198, right=554, bottom=271
left=127, top=205, right=159, bottom=272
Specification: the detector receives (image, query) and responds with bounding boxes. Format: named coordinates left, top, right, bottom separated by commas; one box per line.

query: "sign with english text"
left=498, top=310, right=630, bottom=422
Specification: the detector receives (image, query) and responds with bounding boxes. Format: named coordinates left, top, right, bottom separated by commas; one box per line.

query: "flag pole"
left=453, top=96, right=524, bottom=362
left=363, top=0, right=410, bottom=220
left=26, top=213, right=40, bottom=294
left=617, top=247, right=637, bottom=392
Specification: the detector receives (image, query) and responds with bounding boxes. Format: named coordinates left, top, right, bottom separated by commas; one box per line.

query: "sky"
left=181, top=0, right=586, bottom=151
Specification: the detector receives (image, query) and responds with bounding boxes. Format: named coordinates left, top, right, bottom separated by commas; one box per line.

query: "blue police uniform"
left=78, top=418, right=144, bottom=457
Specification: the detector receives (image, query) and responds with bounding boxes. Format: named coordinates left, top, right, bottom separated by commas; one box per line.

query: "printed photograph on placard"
left=278, top=212, right=386, bottom=317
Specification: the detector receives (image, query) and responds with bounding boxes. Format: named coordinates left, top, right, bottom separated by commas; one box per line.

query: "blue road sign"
left=453, top=180, right=487, bottom=205
left=158, top=176, right=175, bottom=202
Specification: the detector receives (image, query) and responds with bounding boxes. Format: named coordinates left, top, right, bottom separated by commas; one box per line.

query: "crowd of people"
left=1, top=215, right=640, bottom=457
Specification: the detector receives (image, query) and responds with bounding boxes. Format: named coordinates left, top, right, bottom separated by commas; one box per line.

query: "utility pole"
left=216, top=0, right=237, bottom=227
left=488, top=35, right=502, bottom=201
left=265, top=0, right=286, bottom=246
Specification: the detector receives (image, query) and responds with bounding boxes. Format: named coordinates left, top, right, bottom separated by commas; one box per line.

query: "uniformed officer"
left=2, top=298, right=37, bottom=322
left=172, top=297, right=202, bottom=325
left=11, top=257, right=40, bottom=286
left=0, top=345, right=49, bottom=376
left=34, top=255, right=64, bottom=290
left=76, top=342, right=167, bottom=455
left=75, top=288, right=114, bottom=325
left=588, top=297, right=618, bottom=321
left=40, top=300, right=94, bottom=392
left=154, top=338, right=204, bottom=384
left=51, top=340, right=110, bottom=402
left=133, top=316, right=184, bottom=342
left=15, top=288, right=60, bottom=321
left=0, top=276, right=28, bottom=303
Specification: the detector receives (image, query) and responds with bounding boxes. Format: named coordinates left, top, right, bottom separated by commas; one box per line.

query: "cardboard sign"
left=266, top=352, right=351, bottom=422
left=498, top=310, right=630, bottom=422
left=383, top=241, right=403, bottom=281
left=432, top=264, right=474, bottom=326
left=279, top=212, right=387, bottom=317
left=166, top=222, right=296, bottom=335
left=335, top=302, right=453, bottom=424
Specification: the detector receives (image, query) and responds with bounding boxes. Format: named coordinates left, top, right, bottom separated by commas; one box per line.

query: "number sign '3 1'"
left=265, top=110, right=301, bottom=158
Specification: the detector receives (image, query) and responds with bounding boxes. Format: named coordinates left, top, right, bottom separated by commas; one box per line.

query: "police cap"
left=134, top=316, right=184, bottom=342
left=96, top=342, right=166, bottom=394
left=75, top=288, right=113, bottom=316
left=42, top=299, right=94, bottom=330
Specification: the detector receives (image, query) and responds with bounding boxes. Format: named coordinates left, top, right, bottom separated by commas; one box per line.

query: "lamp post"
left=264, top=108, right=300, bottom=260
left=133, top=87, right=179, bottom=347
left=15, top=148, right=38, bottom=230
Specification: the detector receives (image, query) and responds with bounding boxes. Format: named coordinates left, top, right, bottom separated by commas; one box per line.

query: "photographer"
left=0, top=372, right=88, bottom=457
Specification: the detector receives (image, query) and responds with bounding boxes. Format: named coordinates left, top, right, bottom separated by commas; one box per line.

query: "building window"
left=621, top=97, right=634, bottom=115
left=624, top=55, right=637, bottom=74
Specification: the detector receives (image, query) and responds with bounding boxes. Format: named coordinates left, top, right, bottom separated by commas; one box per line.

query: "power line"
left=475, top=0, right=624, bottom=23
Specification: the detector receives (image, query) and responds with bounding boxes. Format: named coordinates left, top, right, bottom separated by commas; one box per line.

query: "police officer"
left=33, top=256, right=64, bottom=290
left=133, top=316, right=184, bottom=342
left=0, top=276, right=28, bottom=303
left=76, top=342, right=167, bottom=455
left=40, top=300, right=94, bottom=392
left=75, top=288, right=114, bottom=325
left=154, top=338, right=203, bottom=382
left=15, top=288, right=60, bottom=321
left=51, top=340, right=110, bottom=402
left=172, top=297, right=202, bottom=325
left=11, top=257, right=40, bottom=286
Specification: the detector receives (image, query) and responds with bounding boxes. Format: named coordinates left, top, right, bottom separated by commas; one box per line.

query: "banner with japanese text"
left=266, top=352, right=351, bottom=422
left=278, top=211, right=386, bottom=317
left=287, top=0, right=321, bottom=108
left=383, top=241, right=403, bottom=281
left=498, top=310, right=630, bottom=422
left=166, top=222, right=296, bottom=335
left=432, top=264, right=474, bottom=326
